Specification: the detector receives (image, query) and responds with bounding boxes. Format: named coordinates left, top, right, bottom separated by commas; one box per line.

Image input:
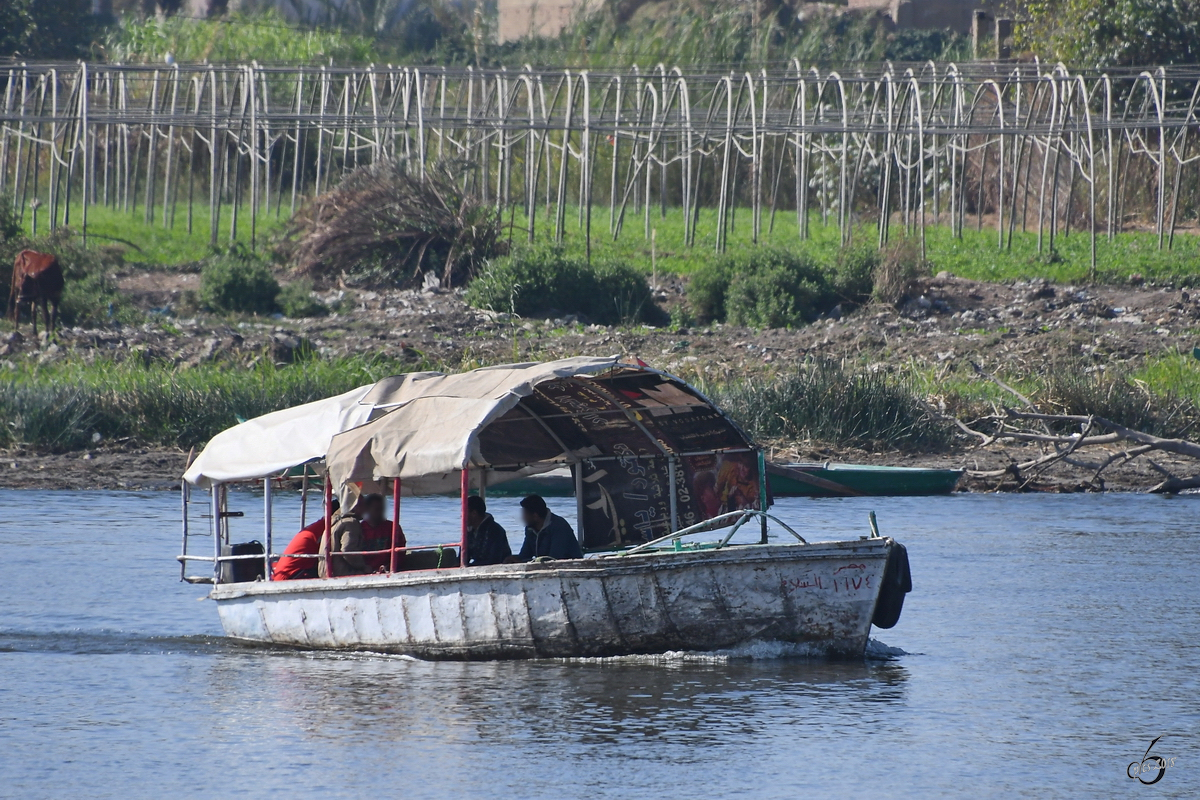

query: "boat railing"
left=178, top=541, right=465, bottom=585
left=610, top=508, right=881, bottom=557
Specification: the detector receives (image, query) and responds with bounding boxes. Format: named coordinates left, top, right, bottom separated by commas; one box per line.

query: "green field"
left=15, top=202, right=289, bottom=266
left=26, top=200, right=1200, bottom=286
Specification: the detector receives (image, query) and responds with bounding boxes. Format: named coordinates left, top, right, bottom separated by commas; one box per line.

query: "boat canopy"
left=326, top=356, right=764, bottom=549
left=183, top=384, right=380, bottom=488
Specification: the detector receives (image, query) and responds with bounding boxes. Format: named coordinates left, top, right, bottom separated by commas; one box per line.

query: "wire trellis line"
left=4, top=60, right=1200, bottom=274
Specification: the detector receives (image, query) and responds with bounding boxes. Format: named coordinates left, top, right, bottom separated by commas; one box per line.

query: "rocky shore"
left=2, top=267, right=1198, bottom=493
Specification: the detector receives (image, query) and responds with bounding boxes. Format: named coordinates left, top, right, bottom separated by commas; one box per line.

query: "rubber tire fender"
left=871, top=541, right=912, bottom=630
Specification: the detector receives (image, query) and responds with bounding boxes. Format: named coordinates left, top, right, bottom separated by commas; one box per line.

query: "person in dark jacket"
left=512, top=494, right=583, bottom=562
left=465, top=495, right=511, bottom=566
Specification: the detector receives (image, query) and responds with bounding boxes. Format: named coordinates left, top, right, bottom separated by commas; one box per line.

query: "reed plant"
left=706, top=361, right=951, bottom=450
left=0, top=355, right=421, bottom=452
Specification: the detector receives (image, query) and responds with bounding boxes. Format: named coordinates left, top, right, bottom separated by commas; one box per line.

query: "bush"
left=277, top=279, right=327, bottom=318
left=1042, top=364, right=1194, bottom=437
left=872, top=237, right=929, bottom=304
left=200, top=249, right=280, bottom=315
left=0, top=198, right=20, bottom=243
left=833, top=244, right=879, bottom=303
left=708, top=360, right=950, bottom=450
left=689, top=247, right=842, bottom=328
left=465, top=245, right=656, bottom=325
left=105, top=9, right=379, bottom=65
left=284, top=158, right=505, bottom=289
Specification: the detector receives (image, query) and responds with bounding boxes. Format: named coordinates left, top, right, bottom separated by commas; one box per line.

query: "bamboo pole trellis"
left=5, top=60, right=1200, bottom=275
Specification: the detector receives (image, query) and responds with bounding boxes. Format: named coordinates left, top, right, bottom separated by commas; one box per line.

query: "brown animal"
left=7, top=250, right=64, bottom=337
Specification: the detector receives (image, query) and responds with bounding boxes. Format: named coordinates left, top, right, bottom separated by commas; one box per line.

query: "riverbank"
left=3, top=436, right=1197, bottom=494
left=3, top=266, right=1199, bottom=493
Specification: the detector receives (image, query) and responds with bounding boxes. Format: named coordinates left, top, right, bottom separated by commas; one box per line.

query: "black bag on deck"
left=220, top=540, right=265, bottom=584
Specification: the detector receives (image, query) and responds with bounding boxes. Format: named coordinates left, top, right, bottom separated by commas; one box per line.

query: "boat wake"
left=0, top=628, right=231, bottom=656
left=556, top=637, right=909, bottom=665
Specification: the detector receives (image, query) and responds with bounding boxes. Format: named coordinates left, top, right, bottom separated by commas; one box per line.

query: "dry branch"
left=953, top=406, right=1200, bottom=493
left=282, top=159, right=505, bottom=289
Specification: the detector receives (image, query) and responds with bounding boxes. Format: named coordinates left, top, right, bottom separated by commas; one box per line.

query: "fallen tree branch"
left=1005, top=410, right=1200, bottom=460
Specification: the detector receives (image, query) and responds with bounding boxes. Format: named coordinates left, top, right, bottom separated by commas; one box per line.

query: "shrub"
left=59, top=270, right=141, bottom=327
left=873, top=237, right=929, bottom=304
left=105, top=9, right=379, bottom=65
left=465, top=245, right=656, bottom=325
left=0, top=198, right=20, bottom=243
left=1042, top=364, right=1195, bottom=437
left=277, top=279, right=327, bottom=318
left=689, top=247, right=840, bottom=328
left=284, top=158, right=505, bottom=289
left=833, top=243, right=879, bottom=303
left=708, top=360, right=950, bottom=450
left=200, top=249, right=280, bottom=315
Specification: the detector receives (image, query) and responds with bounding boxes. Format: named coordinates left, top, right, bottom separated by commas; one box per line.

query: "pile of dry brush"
left=282, top=159, right=505, bottom=288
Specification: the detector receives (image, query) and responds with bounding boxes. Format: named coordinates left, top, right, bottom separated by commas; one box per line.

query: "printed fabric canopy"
left=326, top=357, right=763, bottom=549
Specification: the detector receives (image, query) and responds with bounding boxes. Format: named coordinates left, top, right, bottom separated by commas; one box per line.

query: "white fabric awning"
left=183, top=384, right=378, bottom=487
left=326, top=357, right=620, bottom=496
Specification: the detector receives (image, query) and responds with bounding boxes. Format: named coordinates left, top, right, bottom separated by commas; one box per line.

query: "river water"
left=1, top=489, right=1197, bottom=799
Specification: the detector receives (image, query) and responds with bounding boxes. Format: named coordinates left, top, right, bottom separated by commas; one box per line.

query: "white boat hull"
left=210, top=539, right=894, bottom=659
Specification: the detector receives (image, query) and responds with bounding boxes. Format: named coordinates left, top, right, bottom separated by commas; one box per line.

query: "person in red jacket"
left=359, top=493, right=405, bottom=573
left=273, top=499, right=339, bottom=581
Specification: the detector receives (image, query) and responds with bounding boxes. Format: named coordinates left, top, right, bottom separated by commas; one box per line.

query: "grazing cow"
left=7, top=250, right=64, bottom=337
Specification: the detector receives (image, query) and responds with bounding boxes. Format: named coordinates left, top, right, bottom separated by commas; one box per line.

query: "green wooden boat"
left=766, top=461, right=963, bottom=497
left=478, top=462, right=962, bottom=499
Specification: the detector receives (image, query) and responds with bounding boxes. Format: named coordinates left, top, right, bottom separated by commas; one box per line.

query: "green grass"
left=4, top=349, right=1198, bottom=454
left=106, top=9, right=381, bottom=65
left=1133, top=353, right=1200, bottom=407
left=518, top=206, right=1200, bottom=285
left=15, top=201, right=288, bottom=266
left=17, top=195, right=1200, bottom=288
left=0, top=354, right=422, bottom=452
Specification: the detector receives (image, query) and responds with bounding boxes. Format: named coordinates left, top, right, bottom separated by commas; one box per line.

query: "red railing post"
left=390, top=477, right=401, bottom=574
left=460, top=467, right=469, bottom=568
left=322, top=473, right=333, bottom=578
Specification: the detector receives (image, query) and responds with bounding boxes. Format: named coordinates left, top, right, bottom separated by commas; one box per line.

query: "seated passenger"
left=273, top=498, right=339, bottom=581
left=359, top=493, right=405, bottom=573
left=465, top=495, right=511, bottom=566
left=511, top=494, right=583, bottom=562
left=319, top=490, right=369, bottom=578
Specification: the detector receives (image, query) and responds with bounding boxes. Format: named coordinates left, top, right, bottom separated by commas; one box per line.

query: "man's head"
left=466, top=495, right=487, bottom=528
left=361, top=493, right=385, bottom=525
left=520, top=494, right=549, bottom=529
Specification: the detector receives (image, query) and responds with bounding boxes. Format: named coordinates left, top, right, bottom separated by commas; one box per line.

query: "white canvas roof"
left=326, top=356, right=621, bottom=496
left=183, top=384, right=378, bottom=487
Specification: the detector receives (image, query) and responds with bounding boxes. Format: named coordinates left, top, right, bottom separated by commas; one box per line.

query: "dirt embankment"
left=2, top=268, right=1198, bottom=492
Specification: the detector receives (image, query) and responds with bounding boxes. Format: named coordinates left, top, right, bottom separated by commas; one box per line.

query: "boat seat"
left=402, top=548, right=459, bottom=571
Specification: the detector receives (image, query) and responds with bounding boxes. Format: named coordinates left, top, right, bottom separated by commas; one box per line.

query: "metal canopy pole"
left=460, top=468, right=469, bottom=568
left=390, top=477, right=401, bottom=574
left=574, top=462, right=585, bottom=546
left=179, top=478, right=189, bottom=581
left=263, top=475, right=273, bottom=580
left=299, top=466, right=309, bottom=528
left=211, top=484, right=222, bottom=584
left=757, top=450, right=768, bottom=544
left=668, top=458, right=679, bottom=533
left=322, top=473, right=333, bottom=578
